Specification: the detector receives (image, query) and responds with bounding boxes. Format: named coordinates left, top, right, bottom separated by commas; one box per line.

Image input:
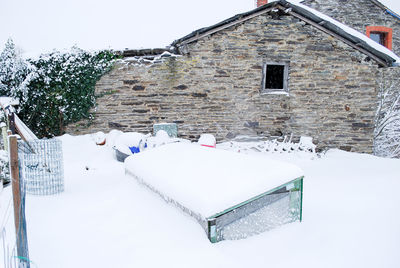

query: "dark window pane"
left=265, top=65, right=284, bottom=89
left=370, top=32, right=385, bottom=46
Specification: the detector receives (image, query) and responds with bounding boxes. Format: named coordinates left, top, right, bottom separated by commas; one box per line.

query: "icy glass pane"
left=211, top=181, right=302, bottom=242
left=220, top=193, right=291, bottom=240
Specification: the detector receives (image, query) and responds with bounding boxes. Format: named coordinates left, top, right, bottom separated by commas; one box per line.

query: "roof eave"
left=171, top=1, right=279, bottom=47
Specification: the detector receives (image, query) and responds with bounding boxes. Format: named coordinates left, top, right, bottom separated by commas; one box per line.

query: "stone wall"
left=67, top=12, right=380, bottom=153
left=302, top=0, right=400, bottom=55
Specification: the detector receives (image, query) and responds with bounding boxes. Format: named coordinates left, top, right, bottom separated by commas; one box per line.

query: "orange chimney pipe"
left=257, top=0, right=268, bottom=7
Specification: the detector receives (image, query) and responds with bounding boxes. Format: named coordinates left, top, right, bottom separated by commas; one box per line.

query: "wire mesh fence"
left=1, top=187, right=31, bottom=268
left=0, top=188, right=19, bottom=268
left=0, top=229, right=19, bottom=268
left=18, top=139, right=64, bottom=195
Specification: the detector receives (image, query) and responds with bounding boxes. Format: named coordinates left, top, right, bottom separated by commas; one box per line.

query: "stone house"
left=301, top=0, right=400, bottom=55
left=68, top=0, right=400, bottom=153
left=299, top=0, right=400, bottom=156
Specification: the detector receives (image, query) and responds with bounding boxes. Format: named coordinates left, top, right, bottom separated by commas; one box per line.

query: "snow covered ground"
left=15, top=133, right=400, bottom=267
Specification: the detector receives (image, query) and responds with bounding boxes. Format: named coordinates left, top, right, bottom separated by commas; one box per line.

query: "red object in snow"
left=96, top=139, right=106, bottom=146
left=198, top=134, right=216, bottom=148
left=201, top=144, right=216, bottom=148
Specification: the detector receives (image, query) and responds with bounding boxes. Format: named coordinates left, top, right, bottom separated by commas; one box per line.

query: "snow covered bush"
left=0, top=39, right=118, bottom=137
left=19, top=48, right=117, bottom=137
left=374, top=71, right=400, bottom=158
left=0, top=38, right=36, bottom=103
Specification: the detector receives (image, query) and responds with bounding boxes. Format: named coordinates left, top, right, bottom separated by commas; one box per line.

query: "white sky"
left=0, top=0, right=400, bottom=58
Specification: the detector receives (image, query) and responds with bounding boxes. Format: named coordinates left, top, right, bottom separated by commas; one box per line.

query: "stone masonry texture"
left=67, top=12, right=387, bottom=153
left=302, top=0, right=400, bottom=55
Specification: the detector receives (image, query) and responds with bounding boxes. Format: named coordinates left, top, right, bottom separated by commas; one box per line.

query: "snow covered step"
left=125, top=143, right=304, bottom=242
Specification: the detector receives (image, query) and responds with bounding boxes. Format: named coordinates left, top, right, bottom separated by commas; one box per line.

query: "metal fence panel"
left=18, top=139, right=64, bottom=195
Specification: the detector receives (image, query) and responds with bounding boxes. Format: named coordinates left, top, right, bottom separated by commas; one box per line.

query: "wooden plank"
left=10, top=136, right=20, bottom=240
left=14, top=122, right=28, bottom=142
left=10, top=135, right=30, bottom=268
left=9, top=113, right=36, bottom=153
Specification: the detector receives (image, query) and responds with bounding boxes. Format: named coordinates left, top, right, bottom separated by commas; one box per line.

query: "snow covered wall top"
left=125, top=143, right=303, bottom=217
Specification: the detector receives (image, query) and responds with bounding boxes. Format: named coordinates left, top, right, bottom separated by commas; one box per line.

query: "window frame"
left=366, top=26, right=393, bottom=50
left=261, top=61, right=289, bottom=95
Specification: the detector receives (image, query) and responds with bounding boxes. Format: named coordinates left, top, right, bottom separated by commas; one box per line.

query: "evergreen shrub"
left=0, top=39, right=118, bottom=137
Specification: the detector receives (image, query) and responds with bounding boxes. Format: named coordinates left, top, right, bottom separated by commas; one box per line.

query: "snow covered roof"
left=0, top=97, right=19, bottom=108
left=120, top=48, right=170, bottom=57
left=0, top=97, right=19, bottom=115
left=172, top=0, right=400, bottom=67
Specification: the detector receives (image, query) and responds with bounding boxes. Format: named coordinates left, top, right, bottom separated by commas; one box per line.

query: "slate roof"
left=171, top=0, right=398, bottom=67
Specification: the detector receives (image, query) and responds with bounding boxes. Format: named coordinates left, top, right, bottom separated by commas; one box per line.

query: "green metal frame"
left=153, top=123, right=178, bottom=138
left=299, top=178, right=303, bottom=222
left=207, top=218, right=217, bottom=243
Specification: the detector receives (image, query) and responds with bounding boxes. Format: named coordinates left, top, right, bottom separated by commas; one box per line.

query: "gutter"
left=386, top=9, right=400, bottom=21
left=370, top=0, right=400, bottom=21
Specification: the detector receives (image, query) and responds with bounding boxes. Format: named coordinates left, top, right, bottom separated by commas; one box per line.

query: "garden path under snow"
left=22, top=134, right=400, bottom=268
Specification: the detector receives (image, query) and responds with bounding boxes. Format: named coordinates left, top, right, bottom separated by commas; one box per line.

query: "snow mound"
left=114, top=132, right=149, bottom=156
left=146, top=130, right=191, bottom=149
left=105, top=129, right=123, bottom=147
left=198, top=133, right=216, bottom=148
left=92, top=131, right=106, bottom=145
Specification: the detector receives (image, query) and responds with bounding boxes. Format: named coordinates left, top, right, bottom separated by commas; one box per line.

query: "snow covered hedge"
left=0, top=39, right=118, bottom=137
left=0, top=39, right=34, bottom=103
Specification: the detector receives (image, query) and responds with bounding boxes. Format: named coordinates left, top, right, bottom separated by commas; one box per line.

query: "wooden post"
left=9, top=135, right=30, bottom=267
left=8, top=113, right=16, bottom=135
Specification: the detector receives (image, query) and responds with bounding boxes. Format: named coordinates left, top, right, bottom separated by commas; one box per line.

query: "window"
left=370, top=32, right=386, bottom=46
left=261, top=62, right=289, bottom=94
left=366, top=26, right=392, bottom=50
